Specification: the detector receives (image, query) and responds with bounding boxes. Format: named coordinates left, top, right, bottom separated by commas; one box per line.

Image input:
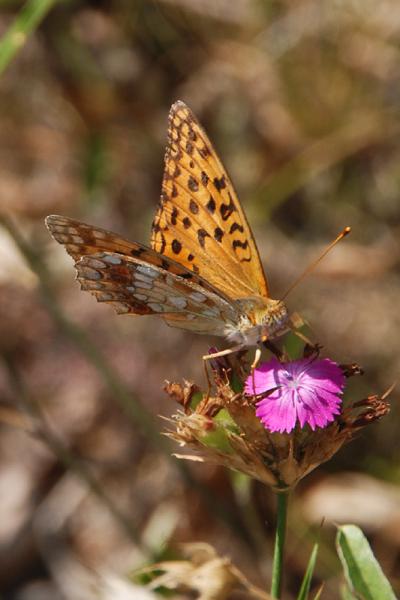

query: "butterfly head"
left=225, top=297, right=290, bottom=347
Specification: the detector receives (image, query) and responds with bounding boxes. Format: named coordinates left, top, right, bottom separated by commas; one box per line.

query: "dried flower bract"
left=165, top=351, right=390, bottom=491
left=138, top=542, right=271, bottom=600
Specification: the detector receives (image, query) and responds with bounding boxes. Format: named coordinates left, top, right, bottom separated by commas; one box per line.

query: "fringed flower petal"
left=248, top=358, right=345, bottom=434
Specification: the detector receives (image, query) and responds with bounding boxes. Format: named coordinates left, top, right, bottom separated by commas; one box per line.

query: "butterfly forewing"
left=151, top=101, right=269, bottom=300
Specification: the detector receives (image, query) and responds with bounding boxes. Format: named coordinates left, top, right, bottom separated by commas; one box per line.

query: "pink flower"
left=245, top=358, right=345, bottom=434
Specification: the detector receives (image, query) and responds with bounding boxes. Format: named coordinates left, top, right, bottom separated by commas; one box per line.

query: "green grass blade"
left=0, top=0, right=57, bottom=76
left=297, top=544, right=319, bottom=600
left=313, top=584, right=324, bottom=600
left=336, top=525, right=396, bottom=600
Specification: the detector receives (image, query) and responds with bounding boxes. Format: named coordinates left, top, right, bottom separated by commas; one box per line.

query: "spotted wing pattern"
left=151, top=101, right=269, bottom=300
left=45, top=214, right=238, bottom=334
left=46, top=214, right=230, bottom=299
left=74, top=252, right=237, bottom=335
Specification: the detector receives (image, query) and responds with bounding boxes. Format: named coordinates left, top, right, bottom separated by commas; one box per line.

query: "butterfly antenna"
left=281, top=226, right=351, bottom=301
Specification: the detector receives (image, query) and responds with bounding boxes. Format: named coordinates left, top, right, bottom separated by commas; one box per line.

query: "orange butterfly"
left=46, top=102, right=292, bottom=360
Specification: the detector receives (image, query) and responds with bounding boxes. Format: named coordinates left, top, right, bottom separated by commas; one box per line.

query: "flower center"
left=284, top=373, right=300, bottom=391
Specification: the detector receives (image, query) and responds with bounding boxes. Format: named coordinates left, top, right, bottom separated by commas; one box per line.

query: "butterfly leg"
left=203, top=359, right=213, bottom=399
left=250, top=347, right=262, bottom=399
left=202, top=345, right=244, bottom=361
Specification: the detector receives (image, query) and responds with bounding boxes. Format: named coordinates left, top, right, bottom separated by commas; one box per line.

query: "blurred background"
left=0, top=1, right=399, bottom=598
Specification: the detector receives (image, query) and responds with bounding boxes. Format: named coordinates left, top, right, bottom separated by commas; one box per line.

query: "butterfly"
left=46, top=101, right=292, bottom=360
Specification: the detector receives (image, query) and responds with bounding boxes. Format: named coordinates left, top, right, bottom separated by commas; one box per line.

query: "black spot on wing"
left=201, top=171, right=209, bottom=186
left=206, top=196, right=216, bottom=214
left=229, top=222, right=244, bottom=234
left=131, top=248, right=144, bottom=258
left=188, top=176, right=199, bottom=192
left=232, top=239, right=249, bottom=251
left=159, top=233, right=166, bottom=254
left=232, top=239, right=251, bottom=262
left=183, top=217, right=191, bottom=229
left=171, top=207, right=179, bottom=225
left=214, top=175, right=226, bottom=191
left=197, top=229, right=210, bottom=248
left=198, top=145, right=211, bottom=159
left=172, top=239, right=182, bottom=254
left=214, top=227, right=224, bottom=242
left=189, top=200, right=199, bottom=214
left=220, top=193, right=237, bottom=221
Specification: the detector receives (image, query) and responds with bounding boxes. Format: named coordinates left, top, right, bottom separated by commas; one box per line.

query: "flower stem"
left=270, top=490, right=289, bottom=598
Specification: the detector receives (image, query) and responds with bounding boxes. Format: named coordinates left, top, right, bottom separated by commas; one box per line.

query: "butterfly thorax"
left=224, top=297, right=289, bottom=347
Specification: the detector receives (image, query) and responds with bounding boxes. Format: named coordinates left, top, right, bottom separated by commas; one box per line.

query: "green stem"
left=270, top=491, right=289, bottom=598
left=0, top=0, right=57, bottom=76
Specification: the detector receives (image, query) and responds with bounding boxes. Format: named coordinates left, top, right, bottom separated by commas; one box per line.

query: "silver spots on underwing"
left=103, top=255, right=122, bottom=265
left=136, top=265, right=158, bottom=278
left=96, top=291, right=113, bottom=302
left=190, top=291, right=207, bottom=303
left=169, top=296, right=187, bottom=309
left=148, top=302, right=165, bottom=312
left=77, top=266, right=101, bottom=280
left=86, top=258, right=107, bottom=269
left=133, top=293, right=148, bottom=302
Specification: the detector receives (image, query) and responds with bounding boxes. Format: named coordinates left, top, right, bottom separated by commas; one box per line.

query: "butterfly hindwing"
left=151, top=101, right=269, bottom=299
left=75, top=251, right=236, bottom=335
left=46, top=214, right=231, bottom=299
